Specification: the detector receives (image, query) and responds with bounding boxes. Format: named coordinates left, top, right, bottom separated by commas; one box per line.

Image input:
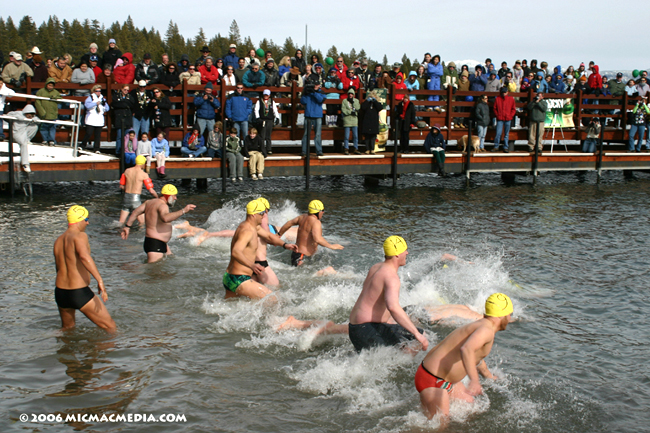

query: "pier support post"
left=533, top=135, right=540, bottom=185
left=465, top=120, right=473, bottom=186
left=7, top=119, right=15, bottom=198
left=596, top=117, right=605, bottom=183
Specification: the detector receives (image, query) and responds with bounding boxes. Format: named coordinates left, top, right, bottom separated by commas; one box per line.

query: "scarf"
left=400, top=99, right=410, bottom=120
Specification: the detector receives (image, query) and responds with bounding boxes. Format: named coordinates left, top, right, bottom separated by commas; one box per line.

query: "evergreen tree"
left=401, top=54, right=412, bottom=74
left=283, top=37, right=298, bottom=59
left=382, top=54, right=388, bottom=67
left=325, top=45, right=338, bottom=60
left=229, top=20, right=242, bottom=48
left=359, top=48, right=367, bottom=61
left=164, top=21, right=185, bottom=62
left=0, top=18, right=8, bottom=56
left=65, top=19, right=88, bottom=62
left=5, top=17, right=26, bottom=56
left=193, top=28, right=207, bottom=53
left=17, top=16, right=38, bottom=50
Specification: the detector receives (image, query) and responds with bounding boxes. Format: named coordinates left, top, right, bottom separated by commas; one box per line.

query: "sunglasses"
left=236, top=87, right=243, bottom=90
left=85, top=218, right=89, bottom=222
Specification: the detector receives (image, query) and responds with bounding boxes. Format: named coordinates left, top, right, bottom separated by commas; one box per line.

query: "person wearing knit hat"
left=347, top=235, right=428, bottom=353
left=415, top=292, right=513, bottom=420
left=53, top=205, right=116, bottom=333
left=121, top=184, right=196, bottom=263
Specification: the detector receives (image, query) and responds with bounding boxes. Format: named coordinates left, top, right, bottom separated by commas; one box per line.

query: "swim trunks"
left=55, top=286, right=95, bottom=310
left=122, top=193, right=142, bottom=212
left=143, top=237, right=168, bottom=254
left=222, top=272, right=252, bottom=293
left=291, top=251, right=309, bottom=267
left=348, top=322, right=425, bottom=353
left=255, top=260, right=269, bottom=268
left=414, top=362, right=453, bottom=393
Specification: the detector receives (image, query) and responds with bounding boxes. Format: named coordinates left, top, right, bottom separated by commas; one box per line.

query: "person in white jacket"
left=82, top=84, right=110, bottom=152
left=0, top=77, right=17, bottom=140
left=6, top=104, right=39, bottom=172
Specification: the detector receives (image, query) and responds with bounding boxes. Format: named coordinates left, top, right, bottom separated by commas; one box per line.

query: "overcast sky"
left=6, top=0, right=648, bottom=70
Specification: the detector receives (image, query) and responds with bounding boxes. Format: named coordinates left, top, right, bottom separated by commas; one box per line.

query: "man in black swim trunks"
left=348, top=236, right=428, bottom=352
left=121, top=184, right=196, bottom=263
left=53, top=205, right=116, bottom=332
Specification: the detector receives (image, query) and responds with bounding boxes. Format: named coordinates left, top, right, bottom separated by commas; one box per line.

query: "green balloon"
left=325, top=57, right=334, bottom=66
left=633, top=69, right=640, bottom=78
left=256, top=48, right=265, bottom=57
left=563, top=102, right=574, bottom=115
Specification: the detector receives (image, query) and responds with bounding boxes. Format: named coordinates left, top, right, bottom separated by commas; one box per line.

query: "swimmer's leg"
left=173, top=221, right=191, bottom=230
left=177, top=228, right=206, bottom=239
left=253, top=265, right=279, bottom=287
left=419, top=387, right=450, bottom=420
left=119, top=210, right=129, bottom=224
left=440, top=253, right=458, bottom=262
left=276, top=316, right=348, bottom=334
left=79, top=295, right=117, bottom=333
left=315, top=266, right=337, bottom=276
left=424, top=304, right=483, bottom=322
left=235, top=279, right=277, bottom=304
left=147, top=252, right=165, bottom=263
left=58, top=308, right=76, bottom=330
left=196, top=230, right=235, bottom=246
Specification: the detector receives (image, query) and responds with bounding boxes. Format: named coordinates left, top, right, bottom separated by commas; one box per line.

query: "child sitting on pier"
left=151, top=131, right=170, bottom=178
left=136, top=132, right=152, bottom=173
left=124, top=129, right=138, bottom=166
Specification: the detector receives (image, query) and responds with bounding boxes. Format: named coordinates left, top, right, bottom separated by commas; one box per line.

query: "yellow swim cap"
left=257, top=197, right=270, bottom=210
left=67, top=205, right=89, bottom=224
left=308, top=200, right=324, bottom=214
left=161, top=184, right=178, bottom=196
left=485, top=293, right=514, bottom=317
left=135, top=155, right=147, bottom=165
left=383, top=235, right=408, bottom=256
left=246, top=199, right=266, bottom=215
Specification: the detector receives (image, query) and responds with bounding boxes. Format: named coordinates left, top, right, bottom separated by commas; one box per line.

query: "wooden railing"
left=13, top=77, right=641, bottom=147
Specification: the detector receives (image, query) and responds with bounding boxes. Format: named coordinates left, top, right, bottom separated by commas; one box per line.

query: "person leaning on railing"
left=71, top=62, right=95, bottom=96
left=81, top=84, right=110, bottom=153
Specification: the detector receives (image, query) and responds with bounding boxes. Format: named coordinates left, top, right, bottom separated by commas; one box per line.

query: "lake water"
left=1, top=171, right=649, bottom=432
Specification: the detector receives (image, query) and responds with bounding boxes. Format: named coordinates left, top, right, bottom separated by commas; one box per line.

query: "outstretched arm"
left=278, top=216, right=300, bottom=237
left=160, top=204, right=196, bottom=223
left=311, top=221, right=344, bottom=250
left=385, top=275, right=427, bottom=350
left=75, top=233, right=107, bottom=302
left=257, top=227, right=298, bottom=252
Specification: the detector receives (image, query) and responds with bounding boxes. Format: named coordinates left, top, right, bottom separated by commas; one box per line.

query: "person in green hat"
left=35, top=77, right=61, bottom=145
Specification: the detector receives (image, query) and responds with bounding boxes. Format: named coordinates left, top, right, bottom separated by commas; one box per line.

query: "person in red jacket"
left=491, top=87, right=516, bottom=152
left=393, top=72, right=408, bottom=101
left=114, top=53, right=135, bottom=85
left=199, top=57, right=220, bottom=86
left=333, top=56, right=348, bottom=81
left=341, top=68, right=361, bottom=98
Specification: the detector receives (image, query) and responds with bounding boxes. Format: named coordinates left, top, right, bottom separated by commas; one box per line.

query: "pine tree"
left=325, top=45, right=338, bottom=60
left=164, top=21, right=185, bottom=62
left=193, top=28, right=207, bottom=53
left=5, top=17, right=26, bottom=56
left=382, top=54, right=388, bottom=67
left=283, top=37, right=298, bottom=59
left=65, top=19, right=88, bottom=62
left=0, top=18, right=8, bottom=56
left=229, top=20, right=242, bottom=47
left=401, top=54, right=411, bottom=74
left=17, top=16, right=38, bottom=50
left=359, top=48, right=367, bottom=61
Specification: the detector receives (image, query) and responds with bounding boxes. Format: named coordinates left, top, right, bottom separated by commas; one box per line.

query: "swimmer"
left=53, top=206, right=116, bottom=333
left=278, top=200, right=343, bottom=267
left=348, top=236, right=428, bottom=352
left=119, top=155, right=158, bottom=224
left=416, top=293, right=513, bottom=421
left=121, top=184, right=196, bottom=263
left=223, top=199, right=297, bottom=301
left=173, top=221, right=234, bottom=242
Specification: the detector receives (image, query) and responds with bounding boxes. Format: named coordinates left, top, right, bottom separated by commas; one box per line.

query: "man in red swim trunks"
left=53, top=205, right=116, bottom=333
left=415, top=293, right=513, bottom=421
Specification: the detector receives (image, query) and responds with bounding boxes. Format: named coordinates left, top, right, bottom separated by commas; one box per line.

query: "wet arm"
left=460, top=327, right=493, bottom=390
left=477, top=359, right=496, bottom=380
left=385, top=278, right=427, bottom=350
left=160, top=204, right=195, bottom=223
left=312, top=222, right=343, bottom=250
left=278, top=216, right=300, bottom=237
left=257, top=227, right=297, bottom=251
left=75, top=234, right=105, bottom=298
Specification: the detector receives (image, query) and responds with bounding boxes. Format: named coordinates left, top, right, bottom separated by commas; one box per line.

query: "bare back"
left=144, top=199, right=173, bottom=242
left=54, top=229, right=91, bottom=289
left=227, top=220, right=259, bottom=276
left=295, top=214, right=321, bottom=256
left=349, top=262, right=397, bottom=324
left=422, top=319, right=496, bottom=383
left=123, top=166, right=150, bottom=194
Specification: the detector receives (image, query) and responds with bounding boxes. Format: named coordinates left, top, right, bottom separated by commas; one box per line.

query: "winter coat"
left=497, top=67, right=511, bottom=79
left=223, top=52, right=239, bottom=70
left=179, top=71, right=202, bottom=86
left=494, top=94, right=516, bottom=121
left=84, top=93, right=110, bottom=127
left=585, top=121, right=601, bottom=139
left=341, top=75, right=361, bottom=95
left=151, top=96, right=172, bottom=128
left=423, top=127, right=446, bottom=152
left=111, top=90, right=135, bottom=130
left=291, top=56, right=307, bottom=74
left=473, top=101, right=490, bottom=127
left=300, top=90, right=326, bottom=118
left=587, top=65, right=602, bottom=92
left=48, top=64, right=72, bottom=82
left=254, top=97, right=280, bottom=121
left=469, top=73, right=487, bottom=92
left=102, top=47, right=123, bottom=68
left=243, top=69, right=265, bottom=88
left=194, top=93, right=221, bottom=120
left=244, top=134, right=266, bottom=156
left=608, top=79, right=626, bottom=98
left=159, top=67, right=181, bottom=88
left=2, top=61, right=34, bottom=84
left=442, top=66, right=459, bottom=89
left=199, top=64, right=219, bottom=85
left=151, top=137, right=170, bottom=156
left=225, top=93, right=253, bottom=122
left=549, top=76, right=566, bottom=94
left=486, top=77, right=501, bottom=93
left=30, top=62, right=49, bottom=82
left=0, top=84, right=16, bottom=111
left=130, top=89, right=154, bottom=120
left=207, top=130, right=222, bottom=151
left=177, top=54, right=191, bottom=72
left=135, top=61, right=160, bottom=84
left=137, top=140, right=152, bottom=157
left=35, top=79, right=61, bottom=120
left=631, top=103, right=650, bottom=125
left=359, top=98, right=383, bottom=134
left=114, top=53, right=135, bottom=85
left=6, top=110, right=39, bottom=145
left=395, top=99, right=416, bottom=131
left=226, top=136, right=242, bottom=153
left=280, top=71, right=304, bottom=88
left=426, top=62, right=443, bottom=91
left=71, top=68, right=95, bottom=86
left=262, top=68, right=280, bottom=87
left=341, top=97, right=361, bottom=127
left=405, top=78, right=420, bottom=100
left=183, top=132, right=205, bottom=150
left=527, top=98, right=548, bottom=123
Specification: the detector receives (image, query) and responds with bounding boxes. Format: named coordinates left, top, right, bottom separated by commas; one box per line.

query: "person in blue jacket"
left=223, top=44, right=239, bottom=70
left=225, top=84, right=253, bottom=139
left=193, top=82, right=220, bottom=135
left=300, top=83, right=326, bottom=156
left=423, top=126, right=447, bottom=176
left=469, top=66, right=488, bottom=92
left=533, top=72, right=549, bottom=93
left=181, top=125, right=207, bottom=157
left=242, top=63, right=266, bottom=98
left=427, top=54, right=443, bottom=101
